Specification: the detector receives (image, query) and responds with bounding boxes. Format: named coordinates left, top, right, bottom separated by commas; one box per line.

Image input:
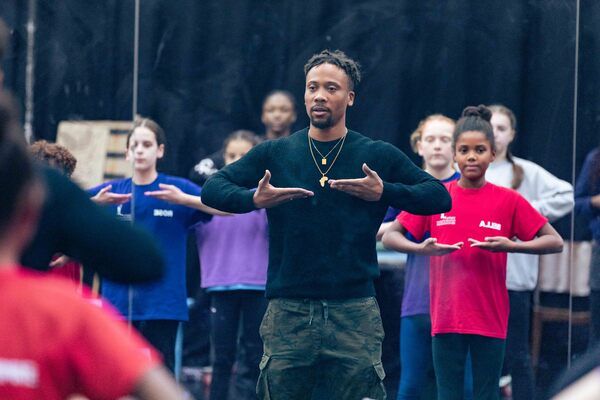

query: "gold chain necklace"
left=308, top=132, right=347, bottom=187
left=310, top=134, right=344, bottom=165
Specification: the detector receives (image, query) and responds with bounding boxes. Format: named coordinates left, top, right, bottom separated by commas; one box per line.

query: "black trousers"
left=502, top=290, right=534, bottom=400
left=133, top=319, right=180, bottom=372
left=209, top=290, right=267, bottom=400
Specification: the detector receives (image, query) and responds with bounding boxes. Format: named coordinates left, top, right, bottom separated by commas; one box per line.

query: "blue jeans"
left=398, top=314, right=473, bottom=400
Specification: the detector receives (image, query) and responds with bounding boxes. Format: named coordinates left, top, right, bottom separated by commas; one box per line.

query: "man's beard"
left=310, top=115, right=333, bottom=129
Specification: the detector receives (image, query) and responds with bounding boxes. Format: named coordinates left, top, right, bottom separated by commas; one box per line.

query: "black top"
left=202, top=128, right=451, bottom=299
left=21, top=166, right=165, bottom=283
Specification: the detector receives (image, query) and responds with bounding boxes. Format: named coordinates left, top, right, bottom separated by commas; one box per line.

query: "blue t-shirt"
left=89, top=174, right=211, bottom=321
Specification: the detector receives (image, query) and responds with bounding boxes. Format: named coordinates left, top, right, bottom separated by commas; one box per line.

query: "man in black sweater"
left=202, top=49, right=451, bottom=399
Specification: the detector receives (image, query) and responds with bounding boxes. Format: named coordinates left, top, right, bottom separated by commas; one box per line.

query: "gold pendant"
left=319, top=175, right=328, bottom=187
left=321, top=157, right=327, bottom=165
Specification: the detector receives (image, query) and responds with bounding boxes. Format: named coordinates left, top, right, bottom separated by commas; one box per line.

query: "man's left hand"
left=329, top=163, right=383, bottom=201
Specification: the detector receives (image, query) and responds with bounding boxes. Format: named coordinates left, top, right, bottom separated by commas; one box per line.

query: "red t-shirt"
left=0, top=267, right=160, bottom=400
left=398, top=181, right=547, bottom=339
left=47, top=258, right=81, bottom=285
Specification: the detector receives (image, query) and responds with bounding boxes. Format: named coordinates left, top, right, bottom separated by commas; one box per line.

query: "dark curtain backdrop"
left=0, top=0, right=596, bottom=188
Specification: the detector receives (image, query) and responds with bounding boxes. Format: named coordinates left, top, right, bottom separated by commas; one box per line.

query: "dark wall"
left=1, top=0, right=594, bottom=184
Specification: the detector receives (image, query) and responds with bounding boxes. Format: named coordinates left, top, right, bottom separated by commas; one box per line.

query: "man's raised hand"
left=328, top=163, right=384, bottom=201
left=253, top=170, right=314, bottom=208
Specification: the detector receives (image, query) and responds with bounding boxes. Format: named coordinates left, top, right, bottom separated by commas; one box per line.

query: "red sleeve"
left=511, top=192, right=548, bottom=241
left=397, top=211, right=429, bottom=241
left=69, top=300, right=162, bottom=400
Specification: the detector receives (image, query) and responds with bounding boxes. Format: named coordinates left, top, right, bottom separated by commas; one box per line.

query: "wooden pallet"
left=56, top=120, right=133, bottom=189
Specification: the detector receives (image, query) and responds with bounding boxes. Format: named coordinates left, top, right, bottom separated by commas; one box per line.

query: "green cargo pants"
left=257, top=297, right=386, bottom=400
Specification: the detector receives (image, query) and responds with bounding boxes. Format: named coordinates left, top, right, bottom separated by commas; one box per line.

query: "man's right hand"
left=253, top=170, right=314, bottom=208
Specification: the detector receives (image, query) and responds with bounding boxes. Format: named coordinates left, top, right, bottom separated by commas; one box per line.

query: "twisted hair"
left=304, top=50, right=361, bottom=90
left=488, top=104, right=524, bottom=189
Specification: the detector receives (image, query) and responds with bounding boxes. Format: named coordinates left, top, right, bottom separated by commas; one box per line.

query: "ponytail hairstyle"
left=488, top=104, right=524, bottom=190
left=0, top=92, right=36, bottom=235
left=453, top=104, right=495, bottom=151
left=126, top=116, right=166, bottom=149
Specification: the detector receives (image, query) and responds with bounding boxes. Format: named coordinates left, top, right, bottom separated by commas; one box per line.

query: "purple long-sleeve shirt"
left=196, top=210, right=269, bottom=289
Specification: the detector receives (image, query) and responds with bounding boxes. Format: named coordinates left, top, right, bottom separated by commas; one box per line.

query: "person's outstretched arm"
left=469, top=191, right=564, bottom=255
left=143, top=183, right=231, bottom=216
left=527, top=163, right=574, bottom=221
left=469, top=222, right=563, bottom=255
left=21, top=166, right=164, bottom=283
left=202, top=140, right=313, bottom=213
left=382, top=220, right=463, bottom=255
left=329, top=143, right=451, bottom=215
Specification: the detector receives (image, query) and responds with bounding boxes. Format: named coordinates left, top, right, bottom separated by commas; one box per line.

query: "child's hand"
left=92, top=185, right=132, bottom=205
left=145, top=183, right=185, bottom=204
left=420, top=237, right=464, bottom=255
left=468, top=237, right=513, bottom=252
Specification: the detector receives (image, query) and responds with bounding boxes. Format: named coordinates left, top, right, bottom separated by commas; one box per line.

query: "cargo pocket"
left=259, top=302, right=272, bottom=341
left=256, top=354, right=272, bottom=400
left=373, top=361, right=386, bottom=381
left=368, top=361, right=387, bottom=400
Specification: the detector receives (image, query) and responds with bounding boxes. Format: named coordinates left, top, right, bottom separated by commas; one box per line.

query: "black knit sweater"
left=202, top=128, right=451, bottom=299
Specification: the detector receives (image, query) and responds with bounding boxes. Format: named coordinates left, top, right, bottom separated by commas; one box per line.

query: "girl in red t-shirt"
left=382, top=105, right=563, bottom=399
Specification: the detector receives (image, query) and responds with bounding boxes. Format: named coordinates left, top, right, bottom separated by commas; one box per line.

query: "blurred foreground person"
left=29, top=140, right=82, bottom=285
left=0, top=17, right=165, bottom=283
left=0, top=92, right=186, bottom=400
